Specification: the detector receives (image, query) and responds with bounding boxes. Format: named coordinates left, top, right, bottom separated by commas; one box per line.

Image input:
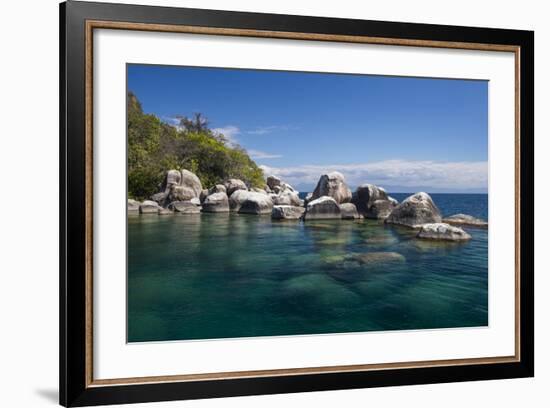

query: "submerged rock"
left=385, top=192, right=442, bottom=228
left=311, top=172, right=352, bottom=204
left=417, top=223, right=472, bottom=241
left=340, top=203, right=360, bottom=219
left=303, top=196, right=341, bottom=220
left=271, top=205, right=305, bottom=220
left=201, top=192, right=230, bottom=213
left=350, top=251, right=406, bottom=266
left=442, top=213, right=488, bottom=228
left=168, top=201, right=201, bottom=214
left=223, top=178, right=247, bottom=196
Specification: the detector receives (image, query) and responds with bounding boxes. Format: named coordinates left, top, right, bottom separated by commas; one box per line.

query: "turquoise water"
left=128, top=194, right=488, bottom=342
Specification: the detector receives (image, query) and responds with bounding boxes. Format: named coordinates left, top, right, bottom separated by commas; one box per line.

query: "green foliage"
left=127, top=92, right=265, bottom=200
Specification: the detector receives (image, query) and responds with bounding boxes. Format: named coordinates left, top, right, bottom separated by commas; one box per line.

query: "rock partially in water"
left=128, top=199, right=140, bottom=213
left=304, top=196, right=341, bottom=220
left=271, top=205, right=305, bottom=220
left=238, top=194, right=274, bottom=215
left=139, top=200, right=160, bottom=214
left=417, top=223, right=472, bottom=241
left=352, top=183, right=388, bottom=214
left=158, top=208, right=173, bottom=215
left=367, top=199, right=396, bottom=219
left=150, top=191, right=168, bottom=206
left=224, top=178, right=247, bottom=196
left=201, top=192, right=230, bottom=213
left=229, top=190, right=269, bottom=212
left=385, top=192, right=442, bottom=228
left=340, top=203, right=360, bottom=219
left=442, top=213, right=488, bottom=228
left=311, top=172, right=352, bottom=204
left=168, top=200, right=201, bottom=214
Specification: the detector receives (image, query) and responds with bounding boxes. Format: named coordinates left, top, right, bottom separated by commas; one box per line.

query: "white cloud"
left=247, top=149, right=282, bottom=159
left=212, top=125, right=240, bottom=145
left=246, top=125, right=295, bottom=135
left=259, top=160, right=488, bottom=191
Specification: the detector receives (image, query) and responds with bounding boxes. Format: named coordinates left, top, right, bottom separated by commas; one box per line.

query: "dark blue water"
left=128, top=194, right=488, bottom=342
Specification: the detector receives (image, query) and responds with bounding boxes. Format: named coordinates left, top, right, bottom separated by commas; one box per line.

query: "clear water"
left=128, top=193, right=488, bottom=342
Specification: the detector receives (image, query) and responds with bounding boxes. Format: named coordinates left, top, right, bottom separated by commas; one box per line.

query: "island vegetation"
left=128, top=92, right=264, bottom=200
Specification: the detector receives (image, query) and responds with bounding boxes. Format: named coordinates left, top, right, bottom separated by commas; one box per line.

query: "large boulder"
left=417, top=223, right=472, bottom=241
left=311, top=172, right=352, bottom=204
left=303, top=196, right=341, bottom=220
left=180, top=169, right=203, bottom=198
left=238, top=194, right=273, bottom=215
left=271, top=205, right=305, bottom=220
left=385, top=192, right=442, bottom=228
left=128, top=199, right=140, bottom=213
left=168, top=201, right=200, bottom=214
left=442, top=213, right=488, bottom=228
left=230, top=190, right=272, bottom=213
left=367, top=199, right=396, bottom=219
left=208, top=184, right=226, bottom=195
left=150, top=191, right=168, bottom=206
left=351, top=184, right=393, bottom=218
left=158, top=169, right=203, bottom=205
left=201, top=192, right=230, bottom=213
left=272, top=190, right=301, bottom=206
left=251, top=187, right=268, bottom=195
left=168, top=185, right=197, bottom=202
left=199, top=189, right=209, bottom=203
left=266, top=175, right=281, bottom=191
left=161, top=169, right=182, bottom=191
left=223, top=179, right=247, bottom=196
left=340, top=203, right=360, bottom=220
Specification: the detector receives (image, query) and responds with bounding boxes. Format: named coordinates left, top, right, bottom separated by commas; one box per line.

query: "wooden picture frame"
left=60, top=1, right=534, bottom=406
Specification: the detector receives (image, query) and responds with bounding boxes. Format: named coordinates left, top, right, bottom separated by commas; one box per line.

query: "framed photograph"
left=60, top=1, right=534, bottom=406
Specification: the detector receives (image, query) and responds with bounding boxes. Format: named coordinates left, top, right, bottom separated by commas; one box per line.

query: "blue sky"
left=128, top=64, right=488, bottom=193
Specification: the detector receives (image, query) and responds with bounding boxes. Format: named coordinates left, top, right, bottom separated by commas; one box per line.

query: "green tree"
left=127, top=92, right=265, bottom=200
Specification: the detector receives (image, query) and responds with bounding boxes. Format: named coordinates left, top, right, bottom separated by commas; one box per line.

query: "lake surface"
left=128, top=193, right=488, bottom=342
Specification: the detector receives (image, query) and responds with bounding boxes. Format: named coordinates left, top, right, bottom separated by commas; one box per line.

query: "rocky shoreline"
left=128, top=169, right=487, bottom=242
